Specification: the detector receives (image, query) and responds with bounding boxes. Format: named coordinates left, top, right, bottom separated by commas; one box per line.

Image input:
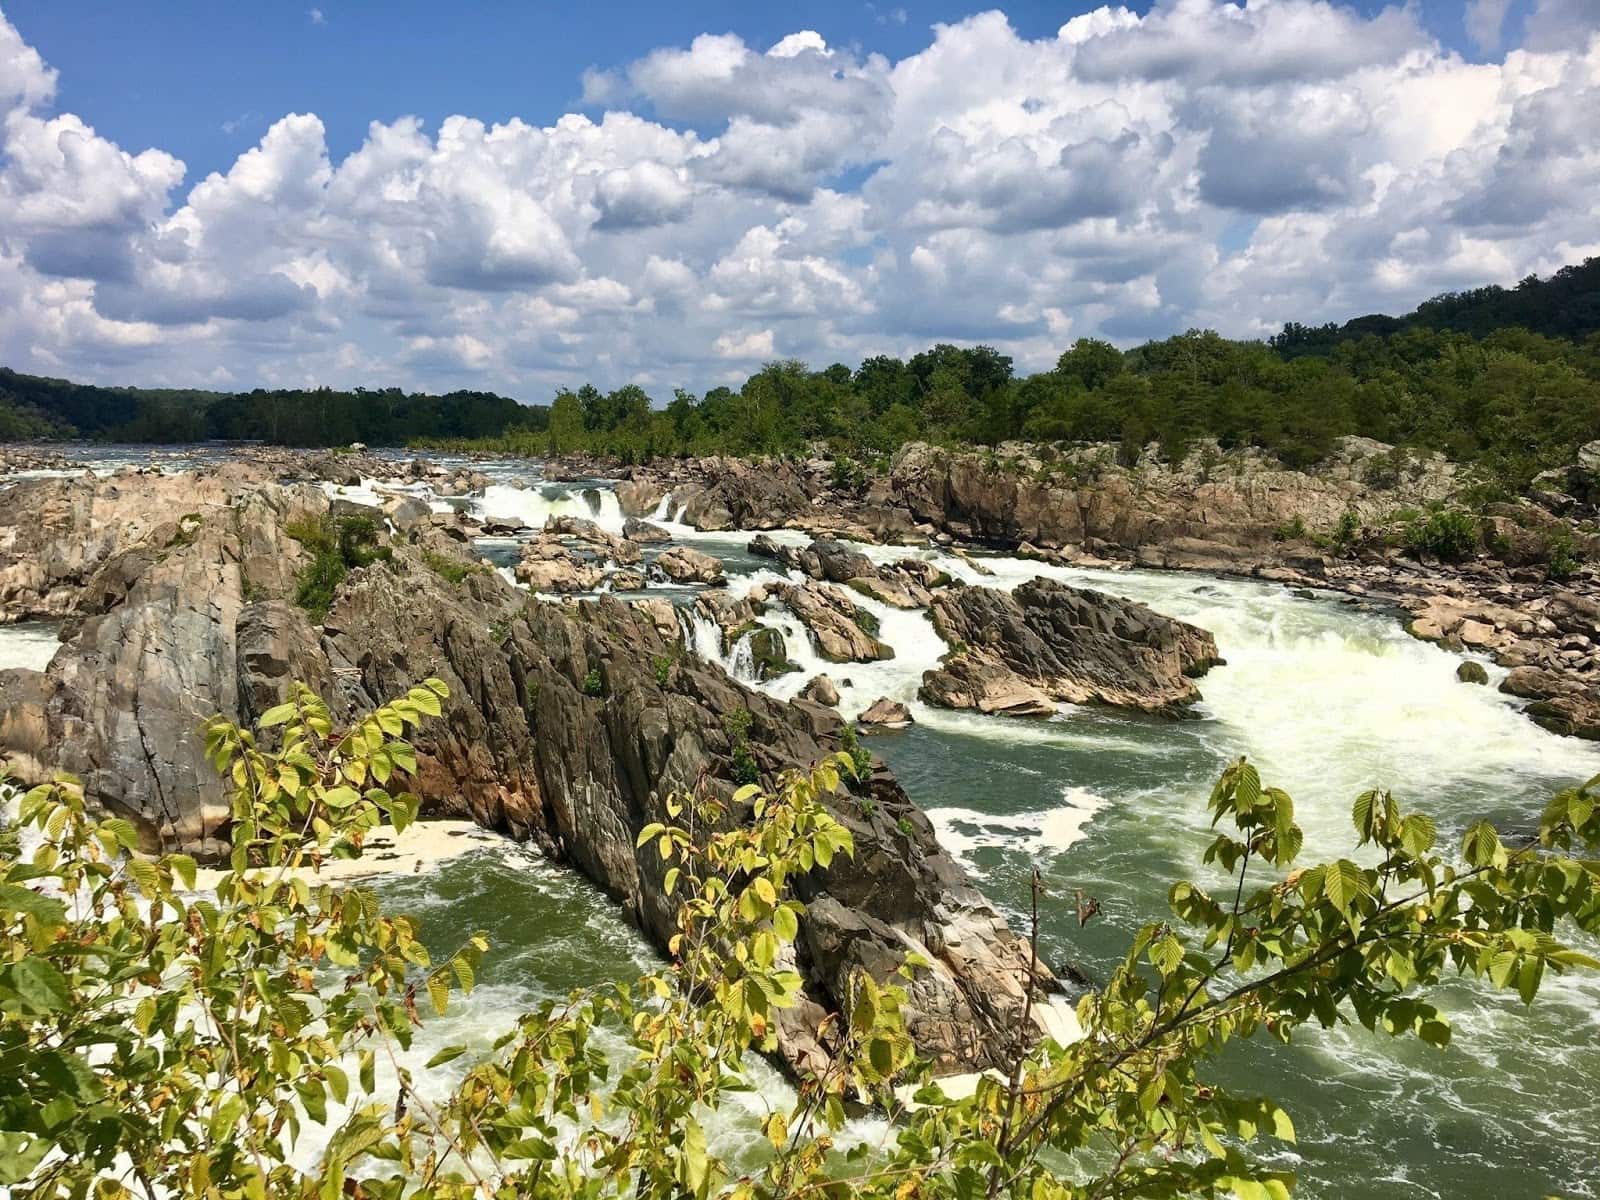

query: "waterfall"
left=726, top=632, right=757, bottom=683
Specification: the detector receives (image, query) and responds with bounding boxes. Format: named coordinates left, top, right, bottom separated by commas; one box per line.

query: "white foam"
left=0, top=623, right=60, bottom=672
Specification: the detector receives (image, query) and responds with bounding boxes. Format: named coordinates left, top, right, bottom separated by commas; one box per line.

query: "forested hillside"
left=5, top=257, right=1599, bottom=491
left=0, top=372, right=545, bottom=446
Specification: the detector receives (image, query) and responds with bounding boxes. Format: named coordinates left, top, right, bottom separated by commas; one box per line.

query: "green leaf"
left=1322, top=860, right=1370, bottom=917
left=681, top=1117, right=708, bottom=1194
left=259, top=701, right=298, bottom=727
left=1399, top=813, right=1436, bottom=858
left=2, top=958, right=72, bottom=1014
left=425, top=1044, right=469, bottom=1068
left=773, top=904, right=799, bottom=942
left=0, top=884, right=67, bottom=925
left=426, top=970, right=450, bottom=1017
left=1352, top=789, right=1378, bottom=844
left=165, top=853, right=198, bottom=890
left=1462, top=821, right=1501, bottom=868
left=296, top=1077, right=328, bottom=1124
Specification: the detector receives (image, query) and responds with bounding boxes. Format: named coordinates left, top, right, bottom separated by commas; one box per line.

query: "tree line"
left=5, top=256, right=1599, bottom=492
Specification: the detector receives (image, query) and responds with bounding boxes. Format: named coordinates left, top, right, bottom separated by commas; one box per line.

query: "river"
left=4, top=452, right=1597, bottom=1197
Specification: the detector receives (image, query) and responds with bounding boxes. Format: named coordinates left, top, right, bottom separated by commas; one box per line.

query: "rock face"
left=654, top=545, right=725, bottom=585
left=0, top=479, right=322, bottom=854
left=0, top=464, right=1060, bottom=1078
left=921, top=579, right=1221, bottom=717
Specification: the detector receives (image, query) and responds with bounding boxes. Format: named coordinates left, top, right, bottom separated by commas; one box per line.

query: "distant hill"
left=1271, top=257, right=1600, bottom=357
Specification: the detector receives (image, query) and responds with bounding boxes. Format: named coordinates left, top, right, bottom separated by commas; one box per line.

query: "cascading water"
left=10, top=456, right=1598, bottom=1198
left=472, top=483, right=628, bottom=534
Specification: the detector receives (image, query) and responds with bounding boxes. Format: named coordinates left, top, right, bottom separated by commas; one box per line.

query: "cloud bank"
left=0, top=1, right=1597, bottom=396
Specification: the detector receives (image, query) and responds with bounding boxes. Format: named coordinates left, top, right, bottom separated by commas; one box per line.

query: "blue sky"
left=0, top=1, right=1592, bottom=395
left=4, top=1, right=1531, bottom=182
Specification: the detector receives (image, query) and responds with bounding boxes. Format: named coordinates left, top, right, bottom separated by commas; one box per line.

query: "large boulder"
left=1498, top=666, right=1600, bottom=739
left=623, top=517, right=672, bottom=544
left=921, top=578, right=1221, bottom=717
left=654, top=545, right=725, bottom=585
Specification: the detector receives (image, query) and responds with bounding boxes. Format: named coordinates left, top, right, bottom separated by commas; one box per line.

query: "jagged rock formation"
left=921, top=579, right=1221, bottom=718
left=749, top=536, right=937, bottom=609
left=771, top=581, right=894, bottom=663
left=0, top=467, right=1061, bottom=1076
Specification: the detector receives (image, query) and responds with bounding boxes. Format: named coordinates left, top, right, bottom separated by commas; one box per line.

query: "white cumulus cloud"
left=0, top=2, right=1597, bottom=394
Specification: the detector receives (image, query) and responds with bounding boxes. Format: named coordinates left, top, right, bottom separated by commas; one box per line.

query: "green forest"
left=5, top=256, right=1599, bottom=492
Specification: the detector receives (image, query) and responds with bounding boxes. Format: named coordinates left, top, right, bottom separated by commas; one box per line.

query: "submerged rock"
left=921, top=578, right=1221, bottom=718
left=1456, top=661, right=1489, bottom=685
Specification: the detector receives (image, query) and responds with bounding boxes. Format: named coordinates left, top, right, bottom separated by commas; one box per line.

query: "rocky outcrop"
left=0, top=466, right=315, bottom=622
left=773, top=581, right=895, bottom=663
left=654, top=545, right=725, bottom=585
left=515, top=542, right=604, bottom=592
left=0, top=467, right=1060, bottom=1077
left=751, top=536, right=935, bottom=609
left=1498, top=666, right=1600, bottom=739
left=921, top=579, right=1221, bottom=718
left=0, top=482, right=322, bottom=854
left=622, top=458, right=811, bottom=531
left=886, top=439, right=1464, bottom=558
left=543, top=515, right=642, bottom=565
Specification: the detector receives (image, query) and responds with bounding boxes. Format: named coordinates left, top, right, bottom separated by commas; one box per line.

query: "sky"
left=0, top=0, right=1596, bottom=400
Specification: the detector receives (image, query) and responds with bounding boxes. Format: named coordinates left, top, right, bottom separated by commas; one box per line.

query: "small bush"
left=852, top=605, right=882, bottom=637
left=723, top=708, right=759, bottom=785
left=1403, top=507, right=1480, bottom=562
left=652, top=654, right=674, bottom=686
left=287, top=514, right=391, bottom=621
left=839, top=725, right=873, bottom=779
left=896, top=816, right=916, bottom=838
left=1272, top=515, right=1308, bottom=542
left=1547, top=529, right=1580, bottom=581
left=581, top=668, right=604, bottom=697
left=423, top=548, right=476, bottom=585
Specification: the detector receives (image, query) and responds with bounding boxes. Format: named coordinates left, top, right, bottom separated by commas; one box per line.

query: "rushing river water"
left=4, top=452, right=1598, bottom=1197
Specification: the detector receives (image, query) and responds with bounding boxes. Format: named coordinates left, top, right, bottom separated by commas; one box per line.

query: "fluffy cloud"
left=0, top=1, right=1598, bottom=395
